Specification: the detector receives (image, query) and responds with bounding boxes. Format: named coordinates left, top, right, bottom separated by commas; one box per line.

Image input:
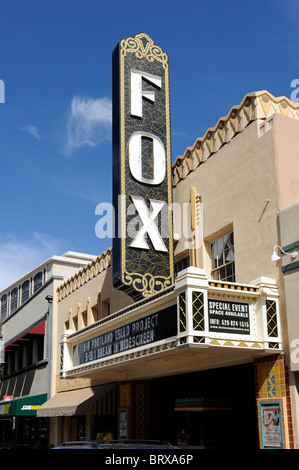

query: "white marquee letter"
left=131, top=70, right=162, bottom=118
left=129, top=196, right=167, bottom=252
left=129, top=131, right=165, bottom=185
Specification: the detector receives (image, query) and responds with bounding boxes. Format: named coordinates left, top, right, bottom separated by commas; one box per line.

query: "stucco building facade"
left=37, top=90, right=299, bottom=449
left=0, top=251, right=96, bottom=448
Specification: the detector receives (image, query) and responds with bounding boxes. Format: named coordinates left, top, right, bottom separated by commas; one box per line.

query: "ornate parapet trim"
left=120, top=32, right=168, bottom=69
left=172, top=90, right=299, bottom=186
left=57, top=248, right=112, bottom=302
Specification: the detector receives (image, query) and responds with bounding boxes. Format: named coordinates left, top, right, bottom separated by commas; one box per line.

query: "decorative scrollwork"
left=124, top=270, right=172, bottom=297
left=120, top=33, right=168, bottom=69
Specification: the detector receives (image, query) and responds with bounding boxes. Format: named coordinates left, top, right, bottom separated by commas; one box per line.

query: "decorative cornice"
left=57, top=248, right=112, bottom=302
left=120, top=32, right=168, bottom=69
left=172, top=91, right=299, bottom=187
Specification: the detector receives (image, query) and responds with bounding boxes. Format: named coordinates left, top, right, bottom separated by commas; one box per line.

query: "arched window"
left=22, top=280, right=30, bottom=303
left=33, top=272, right=43, bottom=293
left=11, top=287, right=18, bottom=313
left=1, top=294, right=7, bottom=322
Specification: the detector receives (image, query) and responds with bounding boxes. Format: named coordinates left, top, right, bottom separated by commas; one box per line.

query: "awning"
left=4, top=320, right=46, bottom=351
left=36, top=384, right=115, bottom=417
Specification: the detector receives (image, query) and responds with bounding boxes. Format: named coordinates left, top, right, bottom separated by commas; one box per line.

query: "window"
left=175, top=255, right=190, bottom=274
left=92, top=306, right=99, bottom=323
left=1, top=294, right=7, bottom=322
left=22, top=280, right=30, bottom=304
left=211, top=231, right=235, bottom=282
left=11, top=288, right=18, bottom=313
left=102, top=299, right=110, bottom=317
left=33, top=272, right=43, bottom=293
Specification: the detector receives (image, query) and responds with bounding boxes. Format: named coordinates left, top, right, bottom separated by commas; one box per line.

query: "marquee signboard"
left=74, top=305, right=177, bottom=365
left=208, top=300, right=250, bottom=335
left=112, top=33, right=174, bottom=300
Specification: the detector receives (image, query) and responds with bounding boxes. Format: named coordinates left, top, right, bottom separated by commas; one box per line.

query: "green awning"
left=0, top=394, right=47, bottom=416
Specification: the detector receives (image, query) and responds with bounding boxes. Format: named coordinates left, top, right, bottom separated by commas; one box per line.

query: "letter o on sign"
left=129, top=131, right=166, bottom=185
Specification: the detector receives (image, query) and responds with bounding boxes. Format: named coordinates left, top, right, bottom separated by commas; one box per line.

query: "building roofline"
left=172, top=90, right=299, bottom=186
left=57, top=247, right=112, bottom=301
left=0, top=251, right=97, bottom=295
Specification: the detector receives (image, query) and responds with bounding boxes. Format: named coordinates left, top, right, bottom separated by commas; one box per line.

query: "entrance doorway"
left=149, top=363, right=258, bottom=449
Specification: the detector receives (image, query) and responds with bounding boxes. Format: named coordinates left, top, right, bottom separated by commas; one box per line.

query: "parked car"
left=98, top=439, right=178, bottom=449
left=54, top=439, right=177, bottom=449
left=53, top=441, right=100, bottom=449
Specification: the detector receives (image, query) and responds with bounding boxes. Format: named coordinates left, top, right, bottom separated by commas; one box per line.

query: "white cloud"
left=22, top=125, right=40, bottom=140
left=0, top=233, right=63, bottom=291
left=273, top=0, right=299, bottom=28
left=63, top=96, right=112, bottom=156
left=172, top=130, right=189, bottom=138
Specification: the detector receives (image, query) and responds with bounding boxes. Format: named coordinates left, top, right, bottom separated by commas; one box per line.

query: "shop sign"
left=0, top=394, right=47, bottom=416
left=208, top=299, right=250, bottom=335
left=0, top=403, right=11, bottom=415
left=260, top=402, right=284, bottom=448
left=112, top=33, right=174, bottom=299
left=74, top=305, right=177, bottom=365
left=19, top=404, right=42, bottom=414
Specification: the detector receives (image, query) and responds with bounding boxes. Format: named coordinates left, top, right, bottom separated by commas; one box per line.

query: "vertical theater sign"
left=112, top=33, right=174, bottom=299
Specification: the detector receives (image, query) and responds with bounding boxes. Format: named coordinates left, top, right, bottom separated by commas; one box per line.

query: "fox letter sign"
left=112, top=33, right=174, bottom=299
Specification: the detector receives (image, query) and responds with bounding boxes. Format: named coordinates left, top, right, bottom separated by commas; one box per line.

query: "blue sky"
left=0, top=0, right=299, bottom=289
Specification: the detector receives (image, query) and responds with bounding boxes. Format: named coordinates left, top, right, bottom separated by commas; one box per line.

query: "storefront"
left=0, top=394, right=48, bottom=449
left=55, top=265, right=291, bottom=447
left=37, top=384, right=117, bottom=444
left=149, top=365, right=258, bottom=449
left=45, top=33, right=297, bottom=448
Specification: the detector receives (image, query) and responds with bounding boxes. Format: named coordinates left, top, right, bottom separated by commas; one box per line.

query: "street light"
left=270, top=245, right=297, bottom=262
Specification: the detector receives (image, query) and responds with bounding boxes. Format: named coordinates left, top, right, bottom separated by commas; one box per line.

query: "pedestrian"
left=96, top=425, right=104, bottom=440
left=103, top=428, right=114, bottom=440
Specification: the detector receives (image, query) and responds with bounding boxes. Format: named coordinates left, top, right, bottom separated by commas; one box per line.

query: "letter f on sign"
left=130, top=196, right=167, bottom=252
left=131, top=70, right=162, bottom=118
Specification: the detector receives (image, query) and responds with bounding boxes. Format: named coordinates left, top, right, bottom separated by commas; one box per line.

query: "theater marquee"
left=112, top=33, right=174, bottom=300
left=208, top=299, right=250, bottom=335
left=74, top=305, right=177, bottom=366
